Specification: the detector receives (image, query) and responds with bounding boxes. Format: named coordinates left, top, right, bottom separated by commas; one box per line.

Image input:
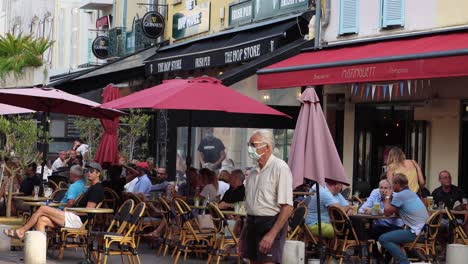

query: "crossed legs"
left=15, top=206, right=66, bottom=238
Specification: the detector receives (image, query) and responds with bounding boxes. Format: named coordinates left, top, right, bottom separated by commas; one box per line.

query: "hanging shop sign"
left=92, top=36, right=109, bottom=59
left=229, top=1, right=253, bottom=26
left=147, top=37, right=280, bottom=74
left=141, top=11, right=165, bottom=39
left=172, top=2, right=210, bottom=40
left=253, top=0, right=309, bottom=21
left=96, top=15, right=112, bottom=28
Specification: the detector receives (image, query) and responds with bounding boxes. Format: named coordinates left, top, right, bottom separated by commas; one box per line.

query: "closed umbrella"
left=102, top=76, right=289, bottom=167
left=0, top=103, right=35, bottom=115
left=94, top=85, right=121, bottom=165
left=288, top=87, right=350, bottom=263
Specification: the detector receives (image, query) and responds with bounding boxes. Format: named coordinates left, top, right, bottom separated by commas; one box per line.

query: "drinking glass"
left=33, top=185, right=40, bottom=199
left=438, top=201, right=445, bottom=210
left=44, top=187, right=52, bottom=198
left=234, top=202, right=240, bottom=213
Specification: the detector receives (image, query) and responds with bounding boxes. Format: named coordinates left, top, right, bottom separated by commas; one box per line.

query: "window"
left=339, top=0, right=359, bottom=35
left=380, top=0, right=405, bottom=28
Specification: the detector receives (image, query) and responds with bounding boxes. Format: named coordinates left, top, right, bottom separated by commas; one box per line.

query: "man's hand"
left=218, top=202, right=229, bottom=209
left=259, top=231, right=276, bottom=254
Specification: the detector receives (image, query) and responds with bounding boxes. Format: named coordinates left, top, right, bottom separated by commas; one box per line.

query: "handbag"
left=196, top=214, right=215, bottom=230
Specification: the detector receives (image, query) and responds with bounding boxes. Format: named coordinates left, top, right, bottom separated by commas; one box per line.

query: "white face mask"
left=247, top=144, right=266, bottom=161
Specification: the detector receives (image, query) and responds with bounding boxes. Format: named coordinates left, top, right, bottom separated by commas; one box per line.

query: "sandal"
left=3, top=229, right=23, bottom=240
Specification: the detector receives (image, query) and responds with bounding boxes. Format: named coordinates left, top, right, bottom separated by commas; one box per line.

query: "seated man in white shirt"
left=51, top=151, right=67, bottom=172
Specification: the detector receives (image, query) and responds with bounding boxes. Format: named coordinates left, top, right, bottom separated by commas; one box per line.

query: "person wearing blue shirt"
left=380, top=173, right=429, bottom=264
left=305, top=179, right=353, bottom=239
left=132, top=162, right=152, bottom=195
left=358, top=179, right=404, bottom=239
left=60, top=165, right=87, bottom=209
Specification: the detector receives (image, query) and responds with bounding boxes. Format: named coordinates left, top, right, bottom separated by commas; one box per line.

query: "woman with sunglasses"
left=3, top=162, right=105, bottom=240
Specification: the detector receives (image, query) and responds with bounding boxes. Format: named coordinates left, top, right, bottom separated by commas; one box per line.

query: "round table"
left=221, top=210, right=247, bottom=217
left=66, top=208, right=114, bottom=264
left=23, top=201, right=67, bottom=208
left=14, top=196, right=48, bottom=202
left=4, top=192, right=24, bottom=196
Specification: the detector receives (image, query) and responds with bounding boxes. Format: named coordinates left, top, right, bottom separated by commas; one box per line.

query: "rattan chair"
left=445, top=207, right=468, bottom=245
left=51, top=188, right=67, bottom=203
left=402, top=210, right=444, bottom=263
left=328, top=205, right=375, bottom=264
left=287, top=205, right=319, bottom=258
left=157, top=197, right=180, bottom=257
left=206, top=202, right=240, bottom=264
left=172, top=197, right=214, bottom=264
left=98, top=202, right=147, bottom=264
left=58, top=181, right=69, bottom=189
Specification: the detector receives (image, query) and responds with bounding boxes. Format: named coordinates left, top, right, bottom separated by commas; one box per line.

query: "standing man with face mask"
left=239, top=129, right=293, bottom=264
left=197, top=127, right=226, bottom=170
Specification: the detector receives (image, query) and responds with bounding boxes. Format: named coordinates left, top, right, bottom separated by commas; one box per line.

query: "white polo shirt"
left=245, top=154, right=293, bottom=216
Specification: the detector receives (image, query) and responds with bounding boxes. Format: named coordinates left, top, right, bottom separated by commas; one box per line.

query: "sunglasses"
left=247, top=141, right=267, bottom=148
left=84, top=168, right=98, bottom=174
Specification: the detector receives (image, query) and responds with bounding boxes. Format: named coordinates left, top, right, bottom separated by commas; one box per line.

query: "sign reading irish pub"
left=142, top=11, right=165, bottom=39
left=92, top=36, right=109, bottom=59
left=172, top=1, right=210, bottom=40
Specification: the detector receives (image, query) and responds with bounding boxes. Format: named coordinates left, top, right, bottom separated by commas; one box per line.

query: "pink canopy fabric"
left=0, top=103, right=35, bottom=115
left=101, top=76, right=289, bottom=117
left=0, top=87, right=122, bottom=119
left=288, top=88, right=350, bottom=188
left=94, top=85, right=121, bottom=165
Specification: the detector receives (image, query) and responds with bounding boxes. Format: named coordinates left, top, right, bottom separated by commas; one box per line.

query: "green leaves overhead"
left=0, top=33, right=54, bottom=80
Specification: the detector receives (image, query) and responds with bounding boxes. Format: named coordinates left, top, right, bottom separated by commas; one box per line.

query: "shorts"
left=308, top=223, right=335, bottom=239
left=241, top=215, right=287, bottom=263
left=64, top=212, right=83, bottom=229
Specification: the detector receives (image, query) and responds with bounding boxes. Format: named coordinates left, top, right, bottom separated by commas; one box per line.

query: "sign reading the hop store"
left=142, top=11, right=165, bottom=39
left=92, top=36, right=109, bottom=59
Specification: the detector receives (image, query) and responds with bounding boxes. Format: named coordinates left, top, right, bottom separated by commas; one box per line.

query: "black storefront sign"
left=147, top=37, right=280, bottom=75
left=141, top=11, right=165, bottom=39
left=229, top=0, right=253, bottom=26
left=92, top=36, right=109, bottom=59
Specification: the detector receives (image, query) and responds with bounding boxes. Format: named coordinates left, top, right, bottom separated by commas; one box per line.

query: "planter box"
left=0, top=65, right=48, bottom=88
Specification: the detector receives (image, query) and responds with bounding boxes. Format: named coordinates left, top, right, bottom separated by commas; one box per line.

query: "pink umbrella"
left=94, top=85, right=121, bottom=165
left=288, top=88, right=350, bottom=261
left=0, top=87, right=122, bottom=119
left=288, top=88, right=350, bottom=187
left=0, top=103, right=35, bottom=115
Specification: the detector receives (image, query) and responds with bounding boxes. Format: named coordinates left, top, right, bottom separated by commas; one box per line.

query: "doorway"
left=353, top=105, right=416, bottom=196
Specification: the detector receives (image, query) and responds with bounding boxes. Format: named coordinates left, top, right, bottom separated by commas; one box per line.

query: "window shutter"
left=339, top=0, right=359, bottom=35
left=381, top=0, right=405, bottom=28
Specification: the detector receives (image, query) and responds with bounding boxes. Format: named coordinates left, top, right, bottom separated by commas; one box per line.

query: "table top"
left=4, top=192, right=24, bottom=196
left=221, top=210, right=247, bottom=216
left=350, top=213, right=397, bottom=220
left=66, top=208, right=114, bottom=214
left=23, top=201, right=67, bottom=207
left=14, top=196, right=48, bottom=202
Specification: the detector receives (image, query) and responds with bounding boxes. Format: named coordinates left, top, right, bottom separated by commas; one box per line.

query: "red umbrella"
left=102, top=76, right=289, bottom=166
left=288, top=88, right=350, bottom=262
left=94, top=85, right=121, bottom=165
left=0, top=87, right=122, bottom=119
left=288, top=88, right=350, bottom=188
left=0, top=103, right=35, bottom=115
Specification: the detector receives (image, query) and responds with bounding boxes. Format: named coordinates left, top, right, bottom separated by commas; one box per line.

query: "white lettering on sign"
left=231, top=5, right=252, bottom=21
left=195, top=56, right=211, bottom=68
left=341, top=66, right=376, bottom=79
left=177, top=13, right=202, bottom=30
left=186, top=0, right=195, bottom=10
left=225, top=44, right=261, bottom=63
left=157, top=59, right=182, bottom=72
left=280, top=0, right=306, bottom=7
left=389, top=67, right=409, bottom=74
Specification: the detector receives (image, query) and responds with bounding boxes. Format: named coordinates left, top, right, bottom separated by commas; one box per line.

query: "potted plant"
left=0, top=33, right=54, bottom=88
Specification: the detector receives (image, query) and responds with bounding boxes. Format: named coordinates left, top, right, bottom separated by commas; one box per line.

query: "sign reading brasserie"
left=147, top=37, right=280, bottom=74
left=229, top=1, right=253, bottom=26
left=141, top=11, right=165, bottom=39
left=92, top=36, right=109, bottom=59
left=172, top=1, right=210, bottom=40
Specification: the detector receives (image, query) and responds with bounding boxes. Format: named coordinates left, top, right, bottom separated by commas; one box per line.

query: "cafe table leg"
left=79, top=213, right=94, bottom=264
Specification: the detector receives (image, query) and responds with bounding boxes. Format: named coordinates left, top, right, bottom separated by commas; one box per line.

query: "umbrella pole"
left=186, top=111, right=192, bottom=168
left=40, top=111, right=49, bottom=185
left=316, top=183, right=324, bottom=264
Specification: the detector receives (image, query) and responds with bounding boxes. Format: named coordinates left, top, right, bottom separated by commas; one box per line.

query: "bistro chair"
left=51, top=188, right=67, bottom=203
left=328, top=205, right=375, bottom=264
left=47, top=180, right=59, bottom=191
left=172, top=197, right=214, bottom=264
left=57, top=200, right=103, bottom=260
left=58, top=181, right=69, bottom=189
left=403, top=210, right=444, bottom=263
left=157, top=196, right=180, bottom=257
left=94, top=202, right=146, bottom=264
left=287, top=205, right=319, bottom=258
left=445, top=207, right=468, bottom=245
left=341, top=188, right=351, bottom=199
left=206, top=202, right=240, bottom=264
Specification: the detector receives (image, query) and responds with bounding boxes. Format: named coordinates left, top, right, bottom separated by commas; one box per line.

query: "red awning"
left=257, top=31, right=468, bottom=90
